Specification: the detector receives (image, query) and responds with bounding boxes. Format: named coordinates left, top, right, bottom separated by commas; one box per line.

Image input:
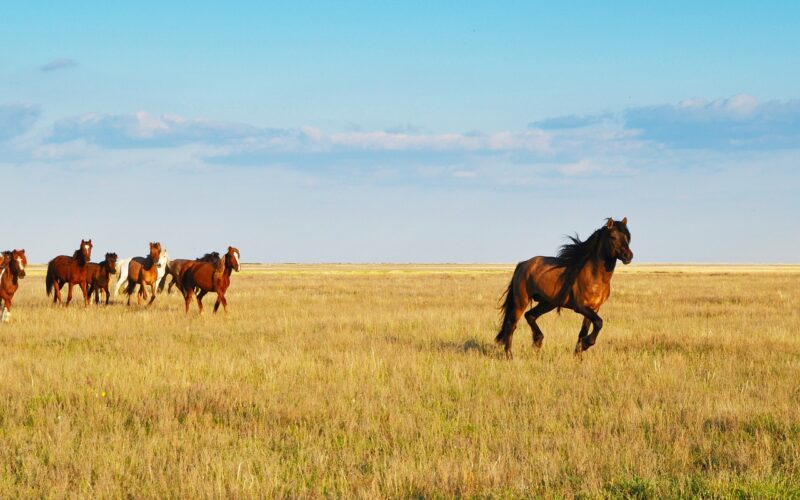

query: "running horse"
left=86, top=252, right=118, bottom=305
left=496, top=218, right=633, bottom=358
left=46, top=239, right=93, bottom=306
left=158, top=251, right=220, bottom=295
left=124, top=242, right=163, bottom=306
left=114, top=248, right=169, bottom=298
left=0, top=249, right=27, bottom=322
left=181, top=247, right=240, bottom=314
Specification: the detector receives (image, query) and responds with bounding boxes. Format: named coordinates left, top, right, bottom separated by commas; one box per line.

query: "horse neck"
left=74, top=250, right=87, bottom=267
left=585, top=249, right=617, bottom=282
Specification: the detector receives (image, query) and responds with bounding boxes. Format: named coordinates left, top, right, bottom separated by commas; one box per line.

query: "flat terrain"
left=1, top=264, right=798, bottom=497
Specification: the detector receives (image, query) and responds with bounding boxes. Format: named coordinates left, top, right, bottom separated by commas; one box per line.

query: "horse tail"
left=124, top=276, right=137, bottom=296
left=496, top=263, right=525, bottom=344
left=181, top=268, right=195, bottom=296
left=45, top=261, right=54, bottom=296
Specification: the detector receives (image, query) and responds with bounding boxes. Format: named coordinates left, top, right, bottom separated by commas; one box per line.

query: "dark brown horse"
left=496, top=218, right=632, bottom=358
left=1, top=249, right=27, bottom=322
left=46, top=239, right=93, bottom=306
left=158, top=252, right=220, bottom=295
left=124, top=242, right=162, bottom=306
left=181, top=246, right=240, bottom=314
left=86, top=252, right=118, bottom=305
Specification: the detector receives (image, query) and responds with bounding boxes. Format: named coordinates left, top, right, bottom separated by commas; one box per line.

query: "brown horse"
left=0, top=249, right=27, bottom=322
left=181, top=246, right=240, bottom=314
left=46, top=239, right=93, bottom=306
left=86, top=252, right=118, bottom=305
left=124, top=242, right=162, bottom=306
left=496, top=218, right=632, bottom=358
left=158, top=252, right=221, bottom=295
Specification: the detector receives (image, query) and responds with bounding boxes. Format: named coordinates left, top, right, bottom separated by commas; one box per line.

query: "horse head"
left=227, top=246, right=241, bottom=272
left=158, top=248, right=170, bottom=269
left=604, top=217, right=633, bottom=265
left=148, top=242, right=162, bottom=266
left=11, top=249, right=27, bottom=278
left=81, top=239, right=93, bottom=262
left=105, top=252, right=118, bottom=275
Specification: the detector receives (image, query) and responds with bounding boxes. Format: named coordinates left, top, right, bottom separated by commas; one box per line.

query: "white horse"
left=114, top=248, right=170, bottom=298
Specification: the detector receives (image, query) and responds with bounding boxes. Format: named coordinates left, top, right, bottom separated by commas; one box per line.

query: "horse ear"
left=606, top=218, right=614, bottom=229
left=621, top=217, right=628, bottom=225
left=228, top=246, right=233, bottom=251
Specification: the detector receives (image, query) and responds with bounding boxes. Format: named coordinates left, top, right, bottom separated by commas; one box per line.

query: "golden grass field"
left=1, top=263, right=798, bottom=497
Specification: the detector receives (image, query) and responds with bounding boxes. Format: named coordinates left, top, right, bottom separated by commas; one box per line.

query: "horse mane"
left=198, top=252, right=221, bottom=265
left=72, top=248, right=87, bottom=265
left=552, top=227, right=609, bottom=306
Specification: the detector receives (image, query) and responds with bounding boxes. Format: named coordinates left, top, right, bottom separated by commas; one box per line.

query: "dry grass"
left=0, top=264, right=799, bottom=497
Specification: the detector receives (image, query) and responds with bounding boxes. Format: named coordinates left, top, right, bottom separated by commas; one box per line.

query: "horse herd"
left=0, top=240, right=240, bottom=322
left=0, top=217, right=633, bottom=357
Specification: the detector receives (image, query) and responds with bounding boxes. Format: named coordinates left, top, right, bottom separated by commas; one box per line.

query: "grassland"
left=0, top=264, right=798, bottom=497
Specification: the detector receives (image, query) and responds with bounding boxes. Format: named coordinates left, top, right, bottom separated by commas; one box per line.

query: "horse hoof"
left=533, top=337, right=544, bottom=349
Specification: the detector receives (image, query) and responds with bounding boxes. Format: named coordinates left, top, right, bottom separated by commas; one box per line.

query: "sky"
left=1, top=1, right=799, bottom=263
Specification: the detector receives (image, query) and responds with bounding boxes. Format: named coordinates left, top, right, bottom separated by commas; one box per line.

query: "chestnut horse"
left=181, top=246, right=240, bottom=314
left=496, top=218, right=633, bottom=358
left=158, top=251, right=220, bottom=295
left=46, top=239, right=93, bottom=306
left=0, top=249, right=27, bottom=322
left=113, top=249, right=169, bottom=297
left=86, top=252, right=118, bottom=305
left=124, top=242, right=163, bottom=306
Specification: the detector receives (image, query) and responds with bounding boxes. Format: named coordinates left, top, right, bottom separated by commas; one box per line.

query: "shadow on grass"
left=436, top=337, right=505, bottom=359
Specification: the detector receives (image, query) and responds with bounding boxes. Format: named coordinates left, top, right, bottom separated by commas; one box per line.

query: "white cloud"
left=0, top=104, right=40, bottom=141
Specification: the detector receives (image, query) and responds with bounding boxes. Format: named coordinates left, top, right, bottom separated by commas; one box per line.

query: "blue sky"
left=2, top=1, right=799, bottom=262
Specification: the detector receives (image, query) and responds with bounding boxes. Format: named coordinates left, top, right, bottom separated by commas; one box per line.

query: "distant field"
left=1, top=264, right=798, bottom=497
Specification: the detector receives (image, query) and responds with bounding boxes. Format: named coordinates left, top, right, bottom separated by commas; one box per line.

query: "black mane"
left=72, top=248, right=87, bottom=265
left=552, top=225, right=611, bottom=306
left=198, top=252, right=221, bottom=265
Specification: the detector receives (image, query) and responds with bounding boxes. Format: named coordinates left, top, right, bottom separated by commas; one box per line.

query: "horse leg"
left=574, top=307, right=603, bottom=354
left=1, top=295, right=10, bottom=322
left=577, top=317, right=591, bottom=343
left=524, top=302, right=555, bottom=349
left=53, top=280, right=62, bottom=305
left=196, top=290, right=207, bottom=314
left=104, top=287, right=110, bottom=306
left=81, top=280, right=90, bottom=307
left=183, top=288, right=193, bottom=313
left=66, top=283, right=74, bottom=307
left=138, top=282, right=147, bottom=305
left=147, top=282, right=157, bottom=306
left=213, top=293, right=227, bottom=314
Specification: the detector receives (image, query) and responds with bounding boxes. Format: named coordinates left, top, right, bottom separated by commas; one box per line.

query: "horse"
left=114, top=248, right=169, bottom=297
left=181, top=246, right=240, bottom=314
left=86, top=252, right=118, bottom=305
left=158, top=251, right=220, bottom=295
left=46, top=239, right=93, bottom=306
left=0, top=249, right=27, bottom=322
left=124, top=242, right=163, bottom=306
left=496, top=218, right=633, bottom=358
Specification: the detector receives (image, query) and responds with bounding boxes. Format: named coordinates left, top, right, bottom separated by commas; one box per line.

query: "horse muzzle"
left=621, top=251, right=633, bottom=265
